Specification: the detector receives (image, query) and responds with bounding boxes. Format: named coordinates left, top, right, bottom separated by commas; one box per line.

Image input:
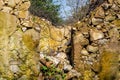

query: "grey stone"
left=9, top=60, right=19, bottom=73
left=64, top=64, right=72, bottom=71
left=46, top=56, right=60, bottom=66
left=56, top=52, right=67, bottom=59
left=98, top=39, right=108, bottom=45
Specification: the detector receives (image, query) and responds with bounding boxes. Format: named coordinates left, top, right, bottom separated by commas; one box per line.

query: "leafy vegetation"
left=40, top=65, right=66, bottom=79
left=29, top=0, right=63, bottom=25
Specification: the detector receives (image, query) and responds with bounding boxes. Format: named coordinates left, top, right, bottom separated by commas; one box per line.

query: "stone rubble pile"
left=0, top=0, right=120, bottom=80
left=0, top=0, right=76, bottom=80
left=72, top=0, right=120, bottom=79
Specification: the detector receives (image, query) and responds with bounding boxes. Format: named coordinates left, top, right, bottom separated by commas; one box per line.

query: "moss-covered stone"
left=0, top=12, right=18, bottom=79
left=99, top=51, right=119, bottom=80
left=22, top=29, right=40, bottom=50
left=83, top=70, right=93, bottom=80
left=0, top=11, right=39, bottom=79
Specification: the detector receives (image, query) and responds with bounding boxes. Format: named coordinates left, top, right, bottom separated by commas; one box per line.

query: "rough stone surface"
left=18, top=11, right=29, bottom=19
left=8, top=0, right=16, bottom=8
left=92, top=18, right=103, bottom=25
left=90, top=29, right=104, bottom=41
left=105, top=14, right=116, bottom=21
left=87, top=45, right=98, bottom=53
left=95, top=7, right=105, bottom=18
left=81, top=48, right=89, bottom=55
left=2, top=6, right=12, bottom=13
left=72, top=0, right=120, bottom=79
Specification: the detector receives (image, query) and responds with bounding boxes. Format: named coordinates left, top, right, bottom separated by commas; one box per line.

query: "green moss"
left=41, top=65, right=66, bottom=80
left=83, top=70, right=93, bottom=80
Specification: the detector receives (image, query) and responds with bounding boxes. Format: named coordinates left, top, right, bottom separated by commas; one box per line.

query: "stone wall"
left=72, top=0, right=120, bottom=79
left=0, top=0, right=120, bottom=79
left=0, top=0, right=71, bottom=79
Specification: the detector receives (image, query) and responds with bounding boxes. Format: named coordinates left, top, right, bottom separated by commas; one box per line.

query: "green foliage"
left=40, top=65, right=66, bottom=79
left=29, top=0, right=63, bottom=25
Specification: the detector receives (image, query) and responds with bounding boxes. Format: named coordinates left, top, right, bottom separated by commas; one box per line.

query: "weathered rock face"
left=0, top=9, right=39, bottom=80
left=72, top=0, right=120, bottom=79
left=0, top=0, right=71, bottom=79
left=36, top=18, right=71, bottom=53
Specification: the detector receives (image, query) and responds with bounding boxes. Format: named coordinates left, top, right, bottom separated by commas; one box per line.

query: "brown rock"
left=87, top=45, right=98, bottom=53
left=90, top=29, right=104, bottom=41
left=105, top=14, right=116, bottom=22
left=66, top=70, right=81, bottom=80
left=74, top=32, right=89, bottom=46
left=72, top=32, right=83, bottom=71
left=95, top=7, right=105, bottom=18
left=92, top=62, right=100, bottom=73
left=109, top=28, right=119, bottom=39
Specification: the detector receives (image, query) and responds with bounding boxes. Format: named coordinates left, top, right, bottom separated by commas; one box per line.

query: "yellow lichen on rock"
left=22, top=29, right=40, bottom=50
left=112, top=19, right=120, bottom=27
left=99, top=51, right=119, bottom=80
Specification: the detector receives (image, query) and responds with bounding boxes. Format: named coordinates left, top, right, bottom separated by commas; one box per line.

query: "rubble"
left=0, top=0, right=120, bottom=79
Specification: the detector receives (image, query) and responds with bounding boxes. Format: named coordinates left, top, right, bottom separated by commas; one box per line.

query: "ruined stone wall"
left=0, top=0, right=71, bottom=79
left=0, top=0, right=120, bottom=80
left=72, top=0, right=120, bottom=79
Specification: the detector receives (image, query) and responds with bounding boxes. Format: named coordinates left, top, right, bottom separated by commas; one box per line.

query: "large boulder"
left=0, top=12, right=39, bottom=79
